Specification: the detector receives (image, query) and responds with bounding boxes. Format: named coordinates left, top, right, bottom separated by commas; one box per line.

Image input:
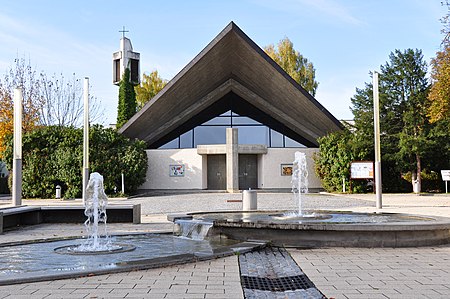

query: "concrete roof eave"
left=119, top=22, right=343, bottom=148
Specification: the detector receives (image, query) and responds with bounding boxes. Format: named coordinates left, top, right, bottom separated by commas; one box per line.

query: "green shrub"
left=3, top=125, right=147, bottom=199
left=314, top=129, right=355, bottom=192
left=402, top=170, right=442, bottom=193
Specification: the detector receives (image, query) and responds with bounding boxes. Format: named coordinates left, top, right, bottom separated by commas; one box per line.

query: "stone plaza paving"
left=0, top=192, right=449, bottom=298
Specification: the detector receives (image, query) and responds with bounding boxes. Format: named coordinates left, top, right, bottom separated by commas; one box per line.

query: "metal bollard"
left=56, top=185, right=61, bottom=199
left=242, top=189, right=257, bottom=210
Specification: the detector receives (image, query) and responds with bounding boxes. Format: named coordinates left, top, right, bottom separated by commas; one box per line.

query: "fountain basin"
left=54, top=243, right=136, bottom=255
left=0, top=233, right=265, bottom=286
left=169, top=210, right=450, bottom=248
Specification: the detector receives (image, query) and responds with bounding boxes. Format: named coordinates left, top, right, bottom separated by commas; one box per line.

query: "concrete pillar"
left=226, top=128, right=239, bottom=193
left=373, top=71, right=382, bottom=209
left=12, top=88, right=23, bottom=206
left=82, top=78, right=89, bottom=204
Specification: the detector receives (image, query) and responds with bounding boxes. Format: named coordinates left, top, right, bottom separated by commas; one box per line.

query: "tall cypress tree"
left=116, top=68, right=137, bottom=129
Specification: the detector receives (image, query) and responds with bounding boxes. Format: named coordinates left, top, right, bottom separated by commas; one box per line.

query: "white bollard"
left=56, top=185, right=61, bottom=199
left=242, top=189, right=257, bottom=210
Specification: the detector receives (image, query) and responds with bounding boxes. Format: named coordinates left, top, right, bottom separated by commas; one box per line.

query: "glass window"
left=194, top=126, right=226, bottom=146
left=236, top=126, right=268, bottom=145
left=233, top=117, right=261, bottom=125
left=160, top=138, right=179, bottom=149
left=180, top=130, right=193, bottom=148
left=270, top=130, right=284, bottom=147
left=285, top=136, right=305, bottom=148
left=157, top=110, right=307, bottom=149
left=203, top=117, right=231, bottom=125
left=220, top=110, right=232, bottom=116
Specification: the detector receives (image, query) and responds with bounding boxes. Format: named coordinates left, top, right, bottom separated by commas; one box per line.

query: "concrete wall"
left=142, top=149, right=204, bottom=189
left=141, top=148, right=323, bottom=190
left=258, top=148, right=322, bottom=190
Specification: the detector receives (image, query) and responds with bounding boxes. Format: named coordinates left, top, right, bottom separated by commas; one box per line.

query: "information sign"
left=350, top=161, right=374, bottom=179
left=441, top=170, right=450, bottom=181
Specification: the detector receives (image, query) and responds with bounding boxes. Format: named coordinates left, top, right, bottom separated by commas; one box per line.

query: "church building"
left=118, top=22, right=342, bottom=192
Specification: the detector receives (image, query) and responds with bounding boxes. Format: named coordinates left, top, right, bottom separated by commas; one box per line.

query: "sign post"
left=441, top=170, right=450, bottom=193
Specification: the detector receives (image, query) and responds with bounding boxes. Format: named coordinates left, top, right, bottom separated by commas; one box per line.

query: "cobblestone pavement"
left=0, top=192, right=449, bottom=298
left=289, top=245, right=450, bottom=299
left=0, top=256, right=243, bottom=299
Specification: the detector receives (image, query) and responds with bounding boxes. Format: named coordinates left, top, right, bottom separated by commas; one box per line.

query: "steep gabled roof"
left=119, top=22, right=342, bottom=148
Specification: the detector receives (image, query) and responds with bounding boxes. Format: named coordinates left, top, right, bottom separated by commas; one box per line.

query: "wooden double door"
left=207, top=155, right=226, bottom=190
left=238, top=154, right=258, bottom=190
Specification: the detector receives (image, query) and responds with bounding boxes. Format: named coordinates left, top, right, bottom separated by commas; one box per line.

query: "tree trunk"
left=415, top=153, right=422, bottom=194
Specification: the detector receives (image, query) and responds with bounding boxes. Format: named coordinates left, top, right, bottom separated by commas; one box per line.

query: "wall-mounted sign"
left=169, top=164, right=185, bottom=177
left=350, top=161, right=374, bottom=179
left=281, top=164, right=293, bottom=176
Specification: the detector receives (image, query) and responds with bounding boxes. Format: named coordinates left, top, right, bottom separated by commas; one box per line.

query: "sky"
left=0, top=0, right=445, bottom=125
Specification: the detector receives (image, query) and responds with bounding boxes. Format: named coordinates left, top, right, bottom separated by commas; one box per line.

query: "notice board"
left=350, top=161, right=374, bottom=179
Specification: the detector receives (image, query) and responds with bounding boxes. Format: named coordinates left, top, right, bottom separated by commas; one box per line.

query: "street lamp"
left=82, top=78, right=89, bottom=203
left=12, top=88, right=23, bottom=206
left=373, top=72, right=382, bottom=209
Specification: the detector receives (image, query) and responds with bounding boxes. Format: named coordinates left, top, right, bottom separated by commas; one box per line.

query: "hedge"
left=3, top=125, right=148, bottom=199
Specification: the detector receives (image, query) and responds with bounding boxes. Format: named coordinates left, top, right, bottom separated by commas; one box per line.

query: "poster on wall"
left=169, top=164, right=185, bottom=177
left=281, top=164, right=293, bottom=176
left=350, top=161, right=374, bottom=179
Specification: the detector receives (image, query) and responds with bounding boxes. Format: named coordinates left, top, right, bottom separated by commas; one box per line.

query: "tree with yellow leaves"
left=134, top=70, right=167, bottom=111
left=428, top=45, right=450, bottom=122
left=264, top=37, right=318, bottom=96
left=428, top=1, right=450, bottom=123
left=0, top=58, right=42, bottom=158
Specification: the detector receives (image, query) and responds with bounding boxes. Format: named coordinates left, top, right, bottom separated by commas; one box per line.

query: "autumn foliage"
left=0, top=59, right=41, bottom=158
left=134, top=70, right=167, bottom=111
left=264, top=37, right=318, bottom=96
left=428, top=45, right=450, bottom=122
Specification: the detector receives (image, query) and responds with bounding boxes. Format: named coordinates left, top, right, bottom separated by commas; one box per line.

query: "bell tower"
left=113, top=27, right=140, bottom=85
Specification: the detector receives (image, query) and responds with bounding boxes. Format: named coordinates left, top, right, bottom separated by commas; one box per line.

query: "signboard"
left=169, top=165, right=185, bottom=177
left=350, top=161, right=374, bottom=179
left=281, top=164, right=293, bottom=176
left=441, top=170, right=450, bottom=181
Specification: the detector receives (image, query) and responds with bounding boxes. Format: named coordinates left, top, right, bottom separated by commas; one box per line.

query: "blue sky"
left=0, top=0, right=445, bottom=125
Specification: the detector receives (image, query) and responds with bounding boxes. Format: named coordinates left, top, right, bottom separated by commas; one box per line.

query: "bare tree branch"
left=39, top=73, right=104, bottom=127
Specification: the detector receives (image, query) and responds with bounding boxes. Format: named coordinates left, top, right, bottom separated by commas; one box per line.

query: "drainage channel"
left=239, top=247, right=326, bottom=299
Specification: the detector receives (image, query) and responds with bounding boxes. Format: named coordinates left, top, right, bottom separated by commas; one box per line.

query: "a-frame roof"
left=119, top=22, right=342, bottom=148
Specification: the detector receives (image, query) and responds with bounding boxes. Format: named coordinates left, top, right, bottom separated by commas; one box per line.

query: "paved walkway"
left=290, top=246, right=450, bottom=299
left=0, top=192, right=449, bottom=298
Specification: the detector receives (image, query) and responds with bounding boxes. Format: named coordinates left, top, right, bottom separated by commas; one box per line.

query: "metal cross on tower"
left=119, top=26, right=129, bottom=38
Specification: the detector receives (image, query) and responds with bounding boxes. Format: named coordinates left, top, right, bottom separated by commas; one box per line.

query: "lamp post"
left=82, top=78, right=89, bottom=203
left=12, top=88, right=23, bottom=206
left=373, top=72, right=382, bottom=209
